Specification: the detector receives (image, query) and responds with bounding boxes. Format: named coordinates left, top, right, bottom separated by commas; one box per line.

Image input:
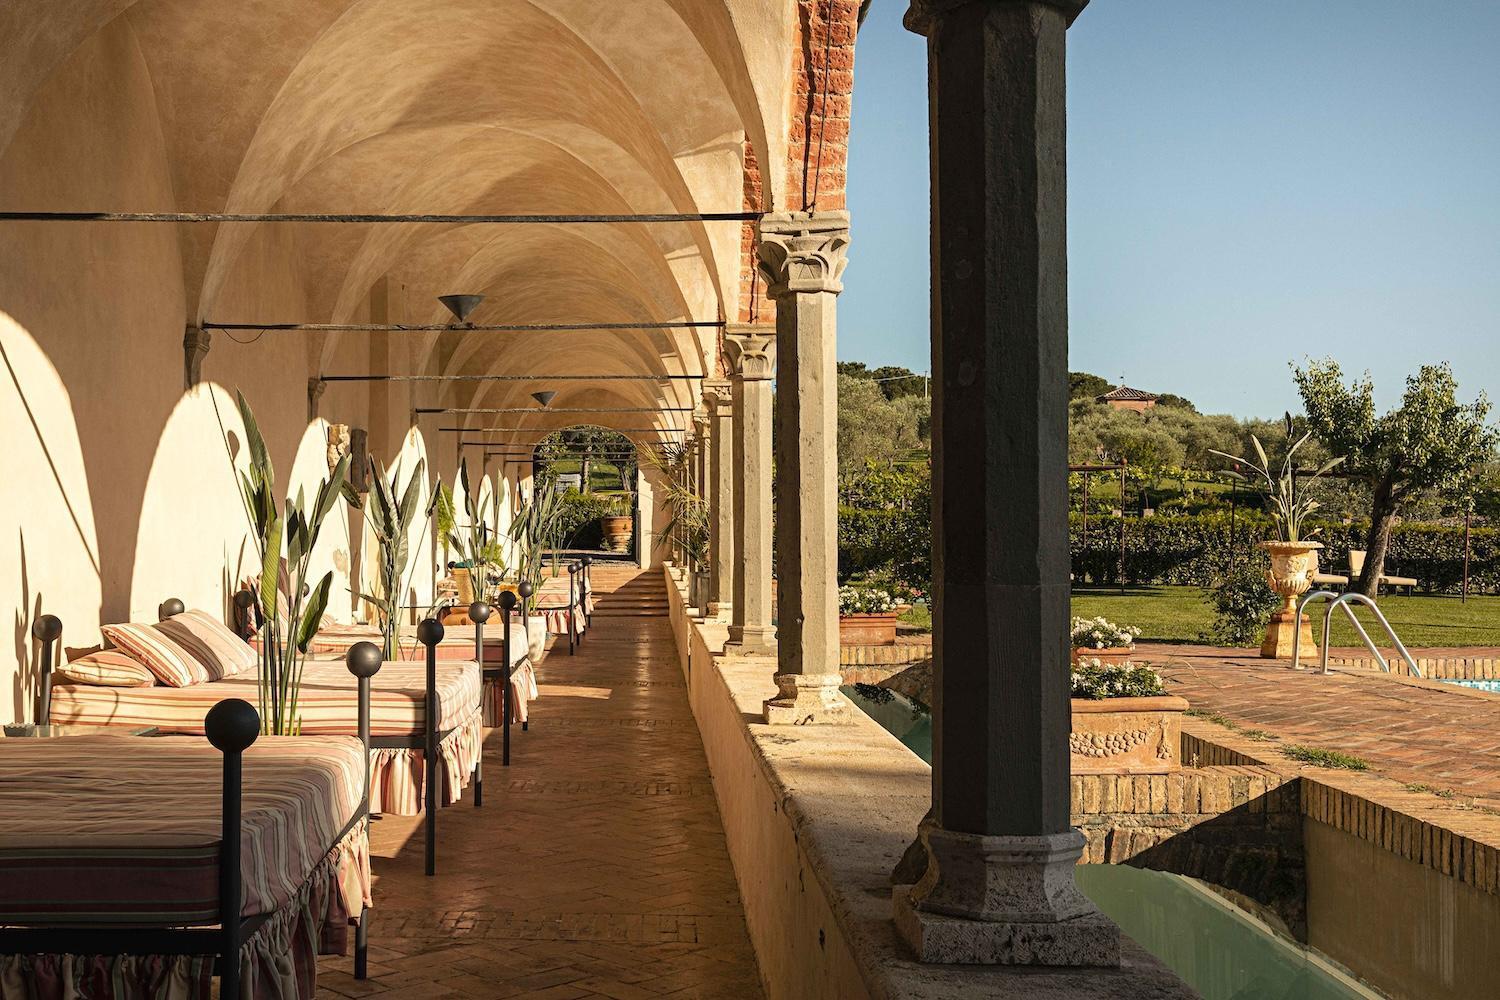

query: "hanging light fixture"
left=437, top=294, right=485, bottom=325
left=532, top=390, right=557, bottom=408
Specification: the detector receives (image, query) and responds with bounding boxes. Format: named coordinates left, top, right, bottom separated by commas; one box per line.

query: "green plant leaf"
left=259, top=511, right=283, bottom=622
left=296, top=573, right=333, bottom=652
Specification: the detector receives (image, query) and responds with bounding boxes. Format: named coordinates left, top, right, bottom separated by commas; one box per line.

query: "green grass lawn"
left=1071, top=585, right=1500, bottom=648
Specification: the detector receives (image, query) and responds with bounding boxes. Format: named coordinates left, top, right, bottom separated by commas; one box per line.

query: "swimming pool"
left=1441, top=678, right=1500, bottom=693
left=842, top=684, right=1379, bottom=1000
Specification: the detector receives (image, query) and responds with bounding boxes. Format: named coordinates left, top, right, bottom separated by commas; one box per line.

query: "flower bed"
left=1070, top=615, right=1139, bottom=664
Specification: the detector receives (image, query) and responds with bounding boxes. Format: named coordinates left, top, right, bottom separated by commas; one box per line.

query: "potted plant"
left=343, top=457, right=437, bottom=661
left=1070, top=616, right=1140, bottom=665
left=1070, top=660, right=1187, bottom=774
left=600, top=494, right=634, bottom=553
left=447, top=460, right=497, bottom=606
left=1211, top=414, right=1344, bottom=658
left=838, top=586, right=900, bottom=645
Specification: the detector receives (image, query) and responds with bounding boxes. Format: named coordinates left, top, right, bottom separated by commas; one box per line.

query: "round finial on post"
left=32, top=615, right=62, bottom=643
left=582, top=556, right=593, bottom=567
left=468, top=601, right=492, bottom=624
left=205, top=698, right=261, bottom=753
left=417, top=618, right=445, bottom=647
left=346, top=641, right=383, bottom=678
left=498, top=591, right=518, bottom=612
left=158, top=598, right=186, bottom=621
left=518, top=581, right=534, bottom=600
left=233, top=590, right=255, bottom=610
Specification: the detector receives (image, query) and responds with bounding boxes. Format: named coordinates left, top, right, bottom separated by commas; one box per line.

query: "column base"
left=762, top=672, right=853, bottom=725
left=1260, top=608, right=1315, bottom=660
left=893, top=827, right=1120, bottom=966
left=706, top=600, right=731, bottom=620
left=724, top=624, right=776, bottom=657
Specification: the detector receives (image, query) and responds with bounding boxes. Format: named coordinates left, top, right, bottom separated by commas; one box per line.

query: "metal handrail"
left=1290, top=590, right=1422, bottom=677
left=1319, top=592, right=1421, bottom=677
left=1291, top=591, right=1342, bottom=671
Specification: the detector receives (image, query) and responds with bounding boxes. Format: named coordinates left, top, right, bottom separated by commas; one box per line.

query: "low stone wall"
left=839, top=635, right=931, bottom=668
left=1326, top=652, right=1500, bottom=680
left=664, top=567, right=1190, bottom=999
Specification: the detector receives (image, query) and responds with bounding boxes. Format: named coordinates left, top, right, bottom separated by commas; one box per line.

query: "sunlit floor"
left=318, top=567, right=763, bottom=999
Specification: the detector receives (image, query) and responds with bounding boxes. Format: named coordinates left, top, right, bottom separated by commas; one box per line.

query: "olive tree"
left=1293, top=359, right=1497, bottom=597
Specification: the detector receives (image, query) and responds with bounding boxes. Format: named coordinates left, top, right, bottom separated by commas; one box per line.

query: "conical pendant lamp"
left=437, top=294, right=485, bottom=324
left=531, top=390, right=557, bottom=408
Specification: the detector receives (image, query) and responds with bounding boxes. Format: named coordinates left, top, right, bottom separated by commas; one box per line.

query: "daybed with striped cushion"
left=0, top=724, right=371, bottom=999
left=45, top=659, right=480, bottom=816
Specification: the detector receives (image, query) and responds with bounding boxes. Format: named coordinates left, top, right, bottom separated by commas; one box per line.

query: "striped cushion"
left=100, top=623, right=209, bottom=687
left=54, top=650, right=156, bottom=688
left=156, top=609, right=256, bottom=680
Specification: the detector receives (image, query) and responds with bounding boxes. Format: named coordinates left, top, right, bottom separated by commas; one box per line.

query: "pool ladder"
left=1291, top=590, right=1421, bottom=677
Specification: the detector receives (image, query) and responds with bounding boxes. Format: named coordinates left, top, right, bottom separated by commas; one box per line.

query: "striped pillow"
left=156, top=609, right=257, bottom=680
left=54, top=650, right=156, bottom=688
left=100, top=623, right=209, bottom=687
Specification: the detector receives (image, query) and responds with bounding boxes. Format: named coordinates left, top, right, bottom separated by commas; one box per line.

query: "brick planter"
left=839, top=613, right=898, bottom=646
left=1070, top=695, right=1189, bottom=775
left=1072, top=646, right=1133, bottom=666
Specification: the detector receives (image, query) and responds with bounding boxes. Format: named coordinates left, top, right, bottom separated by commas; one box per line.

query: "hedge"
left=1071, top=513, right=1500, bottom=594
left=554, top=491, right=620, bottom=550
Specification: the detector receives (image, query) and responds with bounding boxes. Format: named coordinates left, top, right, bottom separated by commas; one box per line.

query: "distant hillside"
left=1070, top=371, right=1197, bottom=413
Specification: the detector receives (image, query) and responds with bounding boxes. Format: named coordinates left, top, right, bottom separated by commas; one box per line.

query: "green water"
left=842, top=685, right=1377, bottom=1000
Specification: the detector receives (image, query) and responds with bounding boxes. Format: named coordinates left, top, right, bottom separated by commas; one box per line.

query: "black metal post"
left=205, top=699, right=259, bottom=1000
left=498, top=592, right=517, bottom=766
left=518, top=583, right=533, bottom=733
left=468, top=601, right=492, bottom=806
left=344, top=642, right=381, bottom=980
left=1119, top=460, right=1128, bottom=593
left=32, top=615, right=61, bottom=725
left=232, top=590, right=256, bottom=640
left=416, top=618, right=443, bottom=876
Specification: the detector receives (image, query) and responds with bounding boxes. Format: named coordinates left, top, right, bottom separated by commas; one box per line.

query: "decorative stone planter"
left=453, top=567, right=475, bottom=605
left=839, top=613, right=899, bottom=646
left=1072, top=646, right=1133, bottom=666
left=1070, top=695, right=1189, bottom=775
left=1259, top=540, right=1322, bottom=659
left=601, top=515, right=633, bottom=552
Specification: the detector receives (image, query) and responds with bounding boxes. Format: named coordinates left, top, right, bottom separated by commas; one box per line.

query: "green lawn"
left=1071, top=585, right=1500, bottom=648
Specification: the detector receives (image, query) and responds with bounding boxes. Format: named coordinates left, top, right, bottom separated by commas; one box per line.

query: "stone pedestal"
left=1261, top=609, right=1316, bottom=661
left=763, top=672, right=851, bottom=726
left=759, top=211, right=851, bottom=724
left=724, top=327, right=776, bottom=658
left=893, top=828, right=1120, bottom=966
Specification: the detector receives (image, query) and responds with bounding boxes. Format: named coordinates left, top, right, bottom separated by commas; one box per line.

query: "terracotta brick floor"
left=1144, top=643, right=1500, bottom=811
left=319, top=567, right=764, bottom=999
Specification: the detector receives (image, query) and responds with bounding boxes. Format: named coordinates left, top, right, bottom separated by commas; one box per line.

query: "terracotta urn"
left=839, top=613, right=899, bottom=646
left=1258, top=540, right=1322, bottom=659
left=1070, top=695, right=1189, bottom=775
left=601, top=515, right=633, bottom=552
left=1072, top=646, right=1133, bottom=666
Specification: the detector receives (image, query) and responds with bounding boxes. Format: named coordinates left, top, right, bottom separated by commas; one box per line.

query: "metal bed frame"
left=4, top=618, right=381, bottom=999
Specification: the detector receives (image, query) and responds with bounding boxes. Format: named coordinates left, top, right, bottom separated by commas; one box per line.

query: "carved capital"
left=183, top=326, right=211, bottom=388
left=757, top=211, right=850, bottom=297
left=724, top=325, right=776, bottom=381
left=904, top=0, right=1089, bottom=35
left=702, top=378, right=733, bottom=414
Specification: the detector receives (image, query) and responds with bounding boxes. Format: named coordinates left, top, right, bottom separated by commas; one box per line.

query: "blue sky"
left=843, top=0, right=1500, bottom=418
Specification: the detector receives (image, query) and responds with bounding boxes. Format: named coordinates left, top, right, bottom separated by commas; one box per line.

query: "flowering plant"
left=1070, top=616, right=1140, bottom=649
left=839, top=586, right=897, bottom=616
left=1070, top=660, right=1166, bottom=700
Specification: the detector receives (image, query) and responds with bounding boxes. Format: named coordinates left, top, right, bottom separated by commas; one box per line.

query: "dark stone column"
left=893, top=0, right=1119, bottom=966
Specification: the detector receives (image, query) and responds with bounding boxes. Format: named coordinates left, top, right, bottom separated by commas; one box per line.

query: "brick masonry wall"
left=1326, top=654, right=1500, bottom=679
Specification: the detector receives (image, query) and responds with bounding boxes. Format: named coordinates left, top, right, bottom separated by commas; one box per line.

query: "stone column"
left=723, top=326, right=776, bottom=656
left=894, top=0, right=1119, bottom=967
left=758, top=211, right=851, bottom=725
left=693, top=408, right=711, bottom=577
left=703, top=379, right=735, bottom=617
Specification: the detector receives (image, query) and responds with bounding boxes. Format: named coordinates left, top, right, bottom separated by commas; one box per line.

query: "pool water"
left=842, top=685, right=1378, bottom=1000
left=1442, top=678, right=1500, bottom=693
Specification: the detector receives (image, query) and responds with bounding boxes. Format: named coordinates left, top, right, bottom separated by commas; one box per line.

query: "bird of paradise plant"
left=223, top=391, right=348, bottom=735
left=1210, top=413, right=1344, bottom=543
left=508, top=479, right=566, bottom=608
left=343, top=457, right=438, bottom=661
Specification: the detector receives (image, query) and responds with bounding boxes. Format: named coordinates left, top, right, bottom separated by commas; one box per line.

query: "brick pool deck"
left=1142, top=642, right=1500, bottom=813
left=319, top=566, right=763, bottom=999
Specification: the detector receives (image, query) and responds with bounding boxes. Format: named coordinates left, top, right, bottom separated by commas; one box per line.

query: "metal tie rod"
left=205, top=320, right=722, bottom=333
left=321, top=373, right=703, bottom=383
left=420, top=406, right=693, bottom=414
left=0, top=211, right=761, bottom=225
left=442, top=426, right=685, bottom=433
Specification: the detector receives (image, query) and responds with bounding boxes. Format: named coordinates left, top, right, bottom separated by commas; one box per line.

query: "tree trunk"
left=580, top=455, right=592, bottom=493
left=1358, top=478, right=1399, bottom=598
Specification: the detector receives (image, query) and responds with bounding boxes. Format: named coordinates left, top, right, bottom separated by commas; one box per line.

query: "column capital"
left=693, top=409, right=711, bottom=437
left=183, top=325, right=211, bottom=388
left=757, top=211, right=851, bottom=297
left=702, top=378, right=733, bottom=412
left=904, top=0, right=1088, bottom=35
left=724, top=325, right=776, bottom=381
